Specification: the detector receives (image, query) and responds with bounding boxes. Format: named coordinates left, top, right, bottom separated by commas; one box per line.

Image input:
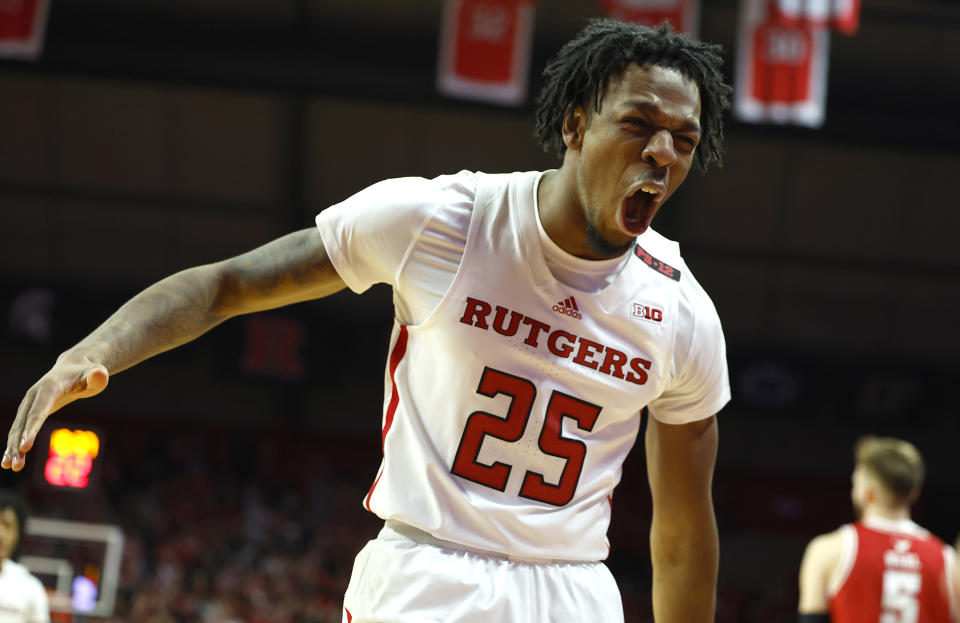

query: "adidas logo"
left=552, top=296, right=583, bottom=320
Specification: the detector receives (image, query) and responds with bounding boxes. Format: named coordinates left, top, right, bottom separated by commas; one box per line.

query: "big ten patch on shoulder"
left=632, top=302, right=664, bottom=324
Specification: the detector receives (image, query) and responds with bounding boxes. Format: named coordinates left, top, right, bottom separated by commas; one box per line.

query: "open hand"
left=3, top=359, right=109, bottom=471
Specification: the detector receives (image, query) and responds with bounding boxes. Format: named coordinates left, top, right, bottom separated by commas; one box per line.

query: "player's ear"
left=562, top=104, right=588, bottom=151
left=862, top=481, right=877, bottom=507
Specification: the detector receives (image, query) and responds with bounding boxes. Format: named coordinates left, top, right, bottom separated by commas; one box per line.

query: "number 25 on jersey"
left=450, top=367, right=602, bottom=506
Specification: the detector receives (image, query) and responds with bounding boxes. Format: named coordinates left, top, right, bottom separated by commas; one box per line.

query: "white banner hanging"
left=734, top=0, right=830, bottom=128
left=437, top=0, right=536, bottom=106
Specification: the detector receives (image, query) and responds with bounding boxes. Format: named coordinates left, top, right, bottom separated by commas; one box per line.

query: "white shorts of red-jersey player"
left=341, top=521, right=624, bottom=623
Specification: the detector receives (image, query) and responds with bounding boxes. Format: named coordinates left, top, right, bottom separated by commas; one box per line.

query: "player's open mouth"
left=618, top=184, right=663, bottom=236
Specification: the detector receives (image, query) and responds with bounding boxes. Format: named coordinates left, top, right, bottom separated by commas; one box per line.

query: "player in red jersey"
left=798, top=436, right=958, bottom=623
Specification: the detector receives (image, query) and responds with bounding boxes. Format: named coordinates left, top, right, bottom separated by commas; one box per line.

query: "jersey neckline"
left=860, top=517, right=926, bottom=536
left=516, top=171, right=638, bottom=298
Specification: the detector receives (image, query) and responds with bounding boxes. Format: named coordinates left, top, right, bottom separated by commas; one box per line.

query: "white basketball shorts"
left=342, top=521, right=625, bottom=623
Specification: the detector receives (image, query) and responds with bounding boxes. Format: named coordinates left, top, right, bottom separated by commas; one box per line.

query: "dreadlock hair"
left=534, top=19, right=732, bottom=172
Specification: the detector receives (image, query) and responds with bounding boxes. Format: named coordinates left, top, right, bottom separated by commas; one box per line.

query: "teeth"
left=631, top=187, right=660, bottom=202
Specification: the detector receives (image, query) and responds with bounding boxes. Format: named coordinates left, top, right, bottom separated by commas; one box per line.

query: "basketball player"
left=798, top=436, right=959, bottom=623
left=0, top=491, right=50, bottom=623
left=3, top=20, right=733, bottom=622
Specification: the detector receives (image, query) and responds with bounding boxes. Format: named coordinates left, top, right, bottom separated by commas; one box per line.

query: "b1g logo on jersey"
left=632, top=302, right=663, bottom=324
left=552, top=296, right=582, bottom=320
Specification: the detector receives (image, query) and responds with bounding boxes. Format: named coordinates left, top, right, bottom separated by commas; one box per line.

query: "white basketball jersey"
left=362, top=171, right=687, bottom=562
left=0, top=560, right=49, bottom=623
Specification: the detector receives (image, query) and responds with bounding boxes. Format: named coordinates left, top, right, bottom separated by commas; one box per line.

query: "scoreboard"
left=37, top=428, right=102, bottom=491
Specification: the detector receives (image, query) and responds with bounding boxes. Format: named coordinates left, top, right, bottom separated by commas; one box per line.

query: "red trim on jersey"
left=345, top=608, right=352, bottom=622
left=605, top=495, right=613, bottom=553
left=363, top=470, right=383, bottom=512
left=381, top=326, right=409, bottom=450
left=363, top=325, right=409, bottom=512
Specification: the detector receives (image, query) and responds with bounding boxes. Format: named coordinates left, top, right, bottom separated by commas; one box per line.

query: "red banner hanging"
left=437, top=0, right=536, bottom=106
left=0, top=0, right=50, bottom=60
left=772, top=0, right=860, bottom=36
left=734, top=0, right=829, bottom=128
left=597, top=0, right=700, bottom=38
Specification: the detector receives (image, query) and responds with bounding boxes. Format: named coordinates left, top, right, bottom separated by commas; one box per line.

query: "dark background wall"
left=1, top=1, right=958, bottom=621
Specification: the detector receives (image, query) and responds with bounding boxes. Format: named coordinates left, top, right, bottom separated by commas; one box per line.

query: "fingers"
left=24, top=366, right=109, bottom=451
left=19, top=396, right=52, bottom=454
left=18, top=375, right=64, bottom=458
left=16, top=382, right=54, bottom=467
left=3, top=363, right=110, bottom=472
left=4, top=386, right=38, bottom=471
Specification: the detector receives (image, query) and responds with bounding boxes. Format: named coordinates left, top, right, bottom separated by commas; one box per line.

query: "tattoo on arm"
left=80, top=266, right=224, bottom=373
left=217, top=228, right=346, bottom=312
left=73, top=228, right=344, bottom=373
left=230, top=228, right=336, bottom=297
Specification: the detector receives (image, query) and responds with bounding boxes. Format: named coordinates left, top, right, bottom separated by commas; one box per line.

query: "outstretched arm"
left=3, top=227, right=345, bottom=471
left=646, top=414, right=719, bottom=623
